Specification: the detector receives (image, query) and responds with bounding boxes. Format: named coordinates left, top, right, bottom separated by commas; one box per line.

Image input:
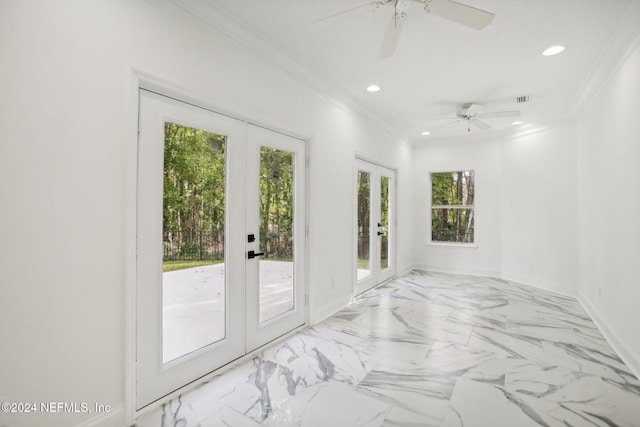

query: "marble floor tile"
left=135, top=270, right=640, bottom=427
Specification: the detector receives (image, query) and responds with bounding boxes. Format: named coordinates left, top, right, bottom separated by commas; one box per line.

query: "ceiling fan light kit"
left=424, top=103, right=522, bottom=135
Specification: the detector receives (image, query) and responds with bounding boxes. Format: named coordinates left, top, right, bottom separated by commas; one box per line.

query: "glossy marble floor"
left=136, top=270, right=640, bottom=427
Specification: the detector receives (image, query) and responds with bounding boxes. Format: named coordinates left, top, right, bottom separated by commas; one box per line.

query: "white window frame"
left=429, top=170, right=476, bottom=246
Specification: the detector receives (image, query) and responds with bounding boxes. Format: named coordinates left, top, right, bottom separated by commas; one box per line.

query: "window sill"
left=427, top=242, right=478, bottom=249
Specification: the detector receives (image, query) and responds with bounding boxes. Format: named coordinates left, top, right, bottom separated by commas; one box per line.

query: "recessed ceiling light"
left=366, top=84, right=381, bottom=93
left=421, top=131, right=431, bottom=136
left=542, top=45, right=565, bottom=56
left=512, top=121, right=523, bottom=125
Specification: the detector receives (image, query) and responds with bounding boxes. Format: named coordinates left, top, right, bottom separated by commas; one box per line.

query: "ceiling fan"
left=309, top=0, right=495, bottom=58
left=426, top=103, right=521, bottom=133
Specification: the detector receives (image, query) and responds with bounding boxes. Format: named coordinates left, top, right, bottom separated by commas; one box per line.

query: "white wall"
left=412, top=138, right=502, bottom=276
left=500, top=122, right=579, bottom=295
left=412, top=123, right=579, bottom=296
left=0, top=1, right=412, bottom=426
left=576, top=35, right=640, bottom=377
left=410, top=31, right=640, bottom=379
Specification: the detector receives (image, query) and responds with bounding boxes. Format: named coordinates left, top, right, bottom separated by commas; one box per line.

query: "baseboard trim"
left=411, top=265, right=577, bottom=299
left=409, top=265, right=639, bottom=381
left=309, top=295, right=351, bottom=325
left=411, top=264, right=501, bottom=279
left=397, top=265, right=414, bottom=277
left=499, top=273, right=577, bottom=299
left=578, top=294, right=640, bottom=382
left=76, top=404, right=125, bottom=427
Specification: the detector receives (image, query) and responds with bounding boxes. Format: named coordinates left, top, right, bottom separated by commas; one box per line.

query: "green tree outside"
left=162, top=123, right=296, bottom=271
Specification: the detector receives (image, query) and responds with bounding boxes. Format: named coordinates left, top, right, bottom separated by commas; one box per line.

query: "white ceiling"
left=175, top=0, right=635, bottom=143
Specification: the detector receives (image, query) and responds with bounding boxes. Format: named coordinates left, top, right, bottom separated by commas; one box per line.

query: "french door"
left=355, top=159, right=396, bottom=295
left=136, top=90, right=306, bottom=409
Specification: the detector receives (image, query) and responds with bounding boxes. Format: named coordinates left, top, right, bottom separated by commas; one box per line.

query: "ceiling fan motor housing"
left=457, top=103, right=481, bottom=118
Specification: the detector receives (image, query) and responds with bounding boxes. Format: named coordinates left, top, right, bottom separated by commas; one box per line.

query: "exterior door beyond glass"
left=355, top=159, right=395, bottom=295
left=136, top=90, right=306, bottom=410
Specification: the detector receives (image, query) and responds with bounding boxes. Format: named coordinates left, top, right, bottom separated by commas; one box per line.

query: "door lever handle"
left=377, top=231, right=385, bottom=236
left=247, top=250, right=265, bottom=259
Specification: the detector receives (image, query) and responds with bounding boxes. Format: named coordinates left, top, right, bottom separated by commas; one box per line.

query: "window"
left=431, top=171, right=475, bottom=243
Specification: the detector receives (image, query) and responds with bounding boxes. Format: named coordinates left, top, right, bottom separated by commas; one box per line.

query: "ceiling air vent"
left=516, top=96, right=530, bottom=103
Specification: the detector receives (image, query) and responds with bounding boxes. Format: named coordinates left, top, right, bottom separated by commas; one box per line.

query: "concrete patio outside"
left=162, top=261, right=294, bottom=362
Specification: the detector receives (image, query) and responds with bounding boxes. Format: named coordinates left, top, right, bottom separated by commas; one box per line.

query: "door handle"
left=247, top=250, right=265, bottom=259
left=377, top=231, right=386, bottom=236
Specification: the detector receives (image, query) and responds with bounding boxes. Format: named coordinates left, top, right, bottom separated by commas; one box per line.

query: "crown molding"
left=573, top=0, right=640, bottom=113
left=143, top=0, right=411, bottom=148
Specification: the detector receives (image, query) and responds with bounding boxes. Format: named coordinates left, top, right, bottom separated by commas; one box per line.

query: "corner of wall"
left=578, top=294, right=640, bottom=381
left=499, top=273, right=578, bottom=299
left=309, top=295, right=352, bottom=326
left=74, top=405, right=125, bottom=427
left=573, top=0, right=640, bottom=113
left=411, top=263, right=501, bottom=279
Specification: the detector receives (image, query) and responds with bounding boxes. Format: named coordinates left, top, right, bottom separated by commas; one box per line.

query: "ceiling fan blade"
left=378, top=13, right=406, bottom=59
left=427, top=0, right=494, bottom=30
left=308, top=1, right=383, bottom=32
left=423, top=116, right=457, bottom=122
left=470, top=118, right=491, bottom=130
left=476, top=110, right=521, bottom=119
left=430, top=119, right=463, bottom=131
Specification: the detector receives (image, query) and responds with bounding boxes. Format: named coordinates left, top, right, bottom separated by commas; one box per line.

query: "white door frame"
left=136, top=89, right=247, bottom=409
left=245, top=124, right=306, bottom=352
left=353, top=157, right=396, bottom=296
left=131, top=86, right=308, bottom=415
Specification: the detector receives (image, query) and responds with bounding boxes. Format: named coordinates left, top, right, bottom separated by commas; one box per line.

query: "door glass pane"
left=380, top=176, right=390, bottom=270
left=357, top=171, right=371, bottom=281
left=162, top=122, right=227, bottom=363
left=259, top=146, right=295, bottom=323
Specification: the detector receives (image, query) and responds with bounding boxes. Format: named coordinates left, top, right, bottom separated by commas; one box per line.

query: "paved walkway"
left=163, top=261, right=293, bottom=362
